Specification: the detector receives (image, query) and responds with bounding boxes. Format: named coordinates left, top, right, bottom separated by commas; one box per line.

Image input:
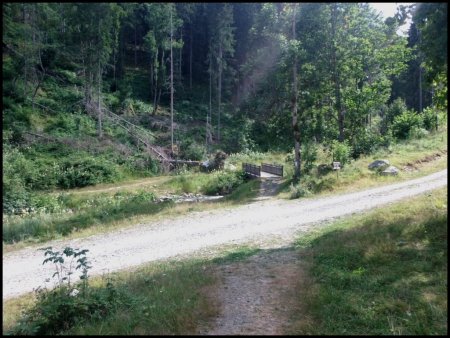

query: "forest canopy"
left=2, top=2, right=447, bottom=199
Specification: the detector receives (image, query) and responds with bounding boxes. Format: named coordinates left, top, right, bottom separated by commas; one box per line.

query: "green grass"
left=4, top=190, right=447, bottom=335
left=289, top=188, right=447, bottom=335
left=280, top=127, right=447, bottom=199
left=3, top=193, right=173, bottom=245
left=3, top=258, right=219, bottom=335
left=3, top=127, right=447, bottom=251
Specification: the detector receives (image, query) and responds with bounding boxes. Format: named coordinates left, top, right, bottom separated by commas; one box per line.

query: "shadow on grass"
left=223, top=179, right=261, bottom=205
left=291, top=204, right=447, bottom=335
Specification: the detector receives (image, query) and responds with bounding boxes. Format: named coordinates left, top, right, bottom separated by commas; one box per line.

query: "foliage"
left=8, top=247, right=129, bottom=335
left=329, top=140, right=352, bottom=166
left=421, top=107, right=439, bottom=131
left=202, top=170, right=246, bottom=195
left=58, top=158, right=121, bottom=189
left=391, top=110, right=423, bottom=139
left=301, top=142, right=318, bottom=174
left=180, top=141, right=206, bottom=161
left=290, top=183, right=312, bottom=199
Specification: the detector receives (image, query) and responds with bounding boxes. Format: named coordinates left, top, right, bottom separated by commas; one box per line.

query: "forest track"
left=2, top=169, right=447, bottom=300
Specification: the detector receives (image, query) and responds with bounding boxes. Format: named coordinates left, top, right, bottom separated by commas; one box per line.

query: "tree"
left=208, top=4, right=235, bottom=143
left=65, top=3, right=122, bottom=137
left=291, top=4, right=301, bottom=181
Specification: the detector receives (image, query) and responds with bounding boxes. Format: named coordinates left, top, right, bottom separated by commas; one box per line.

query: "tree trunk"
left=178, top=27, right=182, bottom=86
left=291, top=4, right=301, bottom=182
left=331, top=4, right=344, bottom=142
left=189, top=25, right=193, bottom=89
left=134, top=25, right=137, bottom=68
left=98, top=61, right=103, bottom=138
left=217, top=42, right=222, bottom=142
left=170, top=8, right=174, bottom=152
left=153, top=49, right=159, bottom=114
left=208, top=50, right=212, bottom=150
left=155, top=49, right=165, bottom=111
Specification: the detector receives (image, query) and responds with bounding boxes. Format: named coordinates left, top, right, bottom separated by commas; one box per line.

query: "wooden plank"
left=261, top=163, right=283, bottom=177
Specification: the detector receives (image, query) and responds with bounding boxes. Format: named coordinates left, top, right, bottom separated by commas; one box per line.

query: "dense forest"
left=2, top=3, right=447, bottom=212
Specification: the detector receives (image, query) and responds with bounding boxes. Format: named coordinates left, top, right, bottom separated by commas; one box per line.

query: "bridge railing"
left=242, top=163, right=261, bottom=177
left=261, top=163, right=283, bottom=177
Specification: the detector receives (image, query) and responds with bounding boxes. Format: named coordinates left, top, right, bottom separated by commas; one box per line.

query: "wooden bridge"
left=242, top=162, right=283, bottom=178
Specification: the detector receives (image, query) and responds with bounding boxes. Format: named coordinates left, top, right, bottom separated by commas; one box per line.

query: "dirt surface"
left=3, top=169, right=447, bottom=300
left=197, top=248, right=303, bottom=335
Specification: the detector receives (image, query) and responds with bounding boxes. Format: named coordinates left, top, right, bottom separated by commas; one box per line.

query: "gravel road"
left=3, top=169, right=447, bottom=300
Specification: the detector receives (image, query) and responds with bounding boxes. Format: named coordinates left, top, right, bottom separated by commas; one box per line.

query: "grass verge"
left=3, top=245, right=263, bottom=335
left=289, top=187, right=447, bottom=335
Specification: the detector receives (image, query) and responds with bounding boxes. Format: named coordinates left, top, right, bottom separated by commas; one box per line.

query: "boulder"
left=368, top=159, right=390, bottom=171
left=381, top=165, right=399, bottom=176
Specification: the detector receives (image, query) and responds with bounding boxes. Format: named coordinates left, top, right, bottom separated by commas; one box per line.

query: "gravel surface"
left=197, top=248, right=303, bottom=335
left=3, top=169, right=447, bottom=300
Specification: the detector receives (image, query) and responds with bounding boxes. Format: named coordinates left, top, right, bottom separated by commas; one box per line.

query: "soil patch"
left=197, top=249, right=304, bottom=335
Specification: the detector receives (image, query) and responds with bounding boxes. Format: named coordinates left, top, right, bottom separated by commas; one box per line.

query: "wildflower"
left=69, top=289, right=80, bottom=297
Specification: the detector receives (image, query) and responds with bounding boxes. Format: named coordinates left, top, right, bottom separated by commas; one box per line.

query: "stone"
left=368, top=159, right=390, bottom=171
left=381, top=165, right=399, bottom=176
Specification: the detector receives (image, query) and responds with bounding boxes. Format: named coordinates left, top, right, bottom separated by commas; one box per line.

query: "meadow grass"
left=3, top=189, right=446, bottom=335
left=280, top=127, right=447, bottom=199
left=289, top=187, right=447, bottom=335
left=3, top=128, right=447, bottom=251
left=3, top=246, right=262, bottom=335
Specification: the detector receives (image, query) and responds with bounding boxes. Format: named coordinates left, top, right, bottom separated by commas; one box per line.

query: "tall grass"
left=4, top=258, right=219, bottom=335
left=290, top=188, right=447, bottom=335
left=3, top=191, right=172, bottom=245
left=283, top=127, right=447, bottom=198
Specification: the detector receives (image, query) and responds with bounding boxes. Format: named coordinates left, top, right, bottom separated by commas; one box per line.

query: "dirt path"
left=197, top=248, right=303, bottom=335
left=3, top=169, right=447, bottom=300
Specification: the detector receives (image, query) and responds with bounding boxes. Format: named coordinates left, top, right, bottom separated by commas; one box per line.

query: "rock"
left=368, top=159, right=390, bottom=171
left=381, top=165, right=399, bottom=176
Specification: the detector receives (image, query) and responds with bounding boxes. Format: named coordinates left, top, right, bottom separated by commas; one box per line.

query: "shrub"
left=302, top=142, right=318, bottom=174
left=3, top=143, right=32, bottom=213
left=181, top=142, right=206, bottom=161
left=9, top=247, right=126, bottom=335
left=422, top=107, right=439, bottom=131
left=290, top=183, right=312, bottom=199
left=125, top=153, right=161, bottom=175
left=409, top=126, right=429, bottom=139
left=391, top=110, right=423, bottom=139
left=58, top=158, right=120, bottom=189
left=351, top=130, right=392, bottom=158
left=203, top=170, right=246, bottom=195
left=329, top=140, right=352, bottom=166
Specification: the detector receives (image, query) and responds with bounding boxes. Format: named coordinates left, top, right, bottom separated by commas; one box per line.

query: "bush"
left=329, top=140, right=352, bottom=166
left=203, top=170, right=246, bottom=195
left=290, top=183, right=312, bottom=199
left=58, top=158, right=120, bottom=189
left=422, top=107, right=439, bottom=131
left=351, top=130, right=392, bottom=158
left=9, top=247, right=127, bottom=335
left=302, top=142, right=318, bottom=174
left=181, top=142, right=206, bottom=161
left=125, top=153, right=161, bottom=175
left=391, top=110, right=423, bottom=139
left=409, top=126, right=429, bottom=139
left=3, top=143, right=32, bottom=213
